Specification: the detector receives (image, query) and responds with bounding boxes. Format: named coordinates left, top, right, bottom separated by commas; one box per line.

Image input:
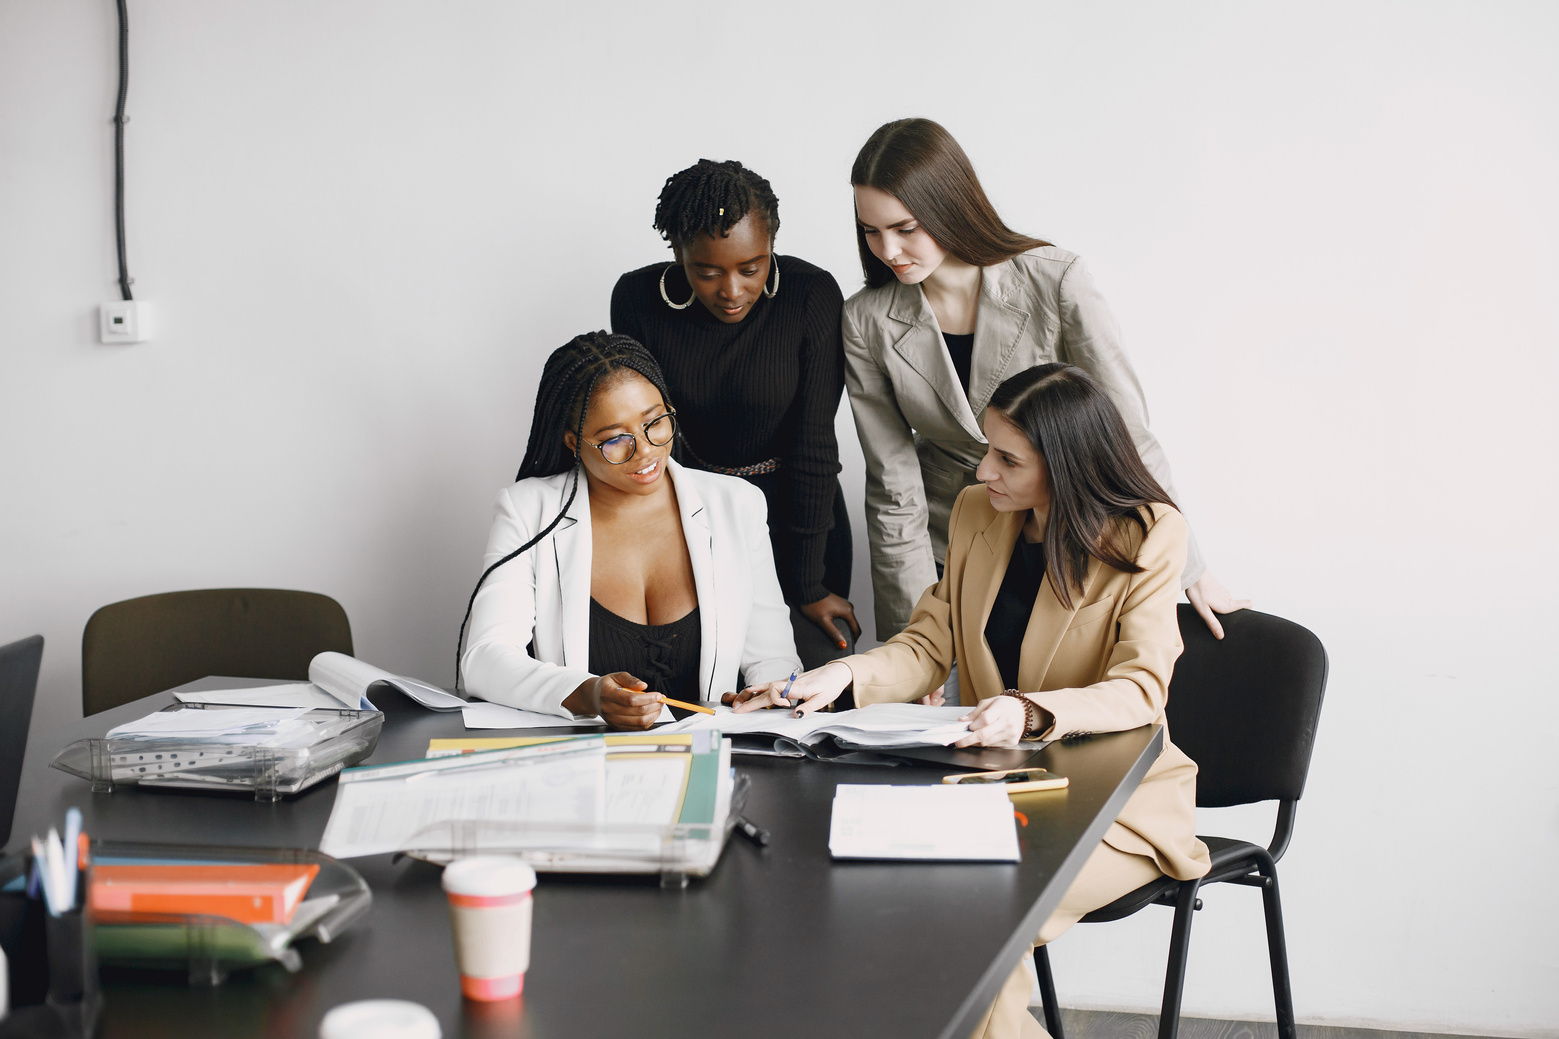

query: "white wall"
left=2, top=1, right=1555, bottom=1033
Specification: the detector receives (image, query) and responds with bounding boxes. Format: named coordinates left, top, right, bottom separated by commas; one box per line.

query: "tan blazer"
left=842, top=247, right=1205, bottom=639
left=841, top=487, right=1211, bottom=882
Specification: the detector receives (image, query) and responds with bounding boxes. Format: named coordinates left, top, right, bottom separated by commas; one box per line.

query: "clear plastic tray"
left=50, top=705, right=383, bottom=801
left=89, top=840, right=372, bottom=985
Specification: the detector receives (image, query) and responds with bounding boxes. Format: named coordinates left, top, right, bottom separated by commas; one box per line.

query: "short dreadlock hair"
left=653, top=159, right=780, bottom=249
left=456, top=331, right=682, bottom=687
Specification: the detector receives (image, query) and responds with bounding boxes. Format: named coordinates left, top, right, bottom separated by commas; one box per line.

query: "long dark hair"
left=455, top=332, right=680, bottom=687
left=850, top=118, right=1050, bottom=289
left=987, top=363, right=1174, bottom=610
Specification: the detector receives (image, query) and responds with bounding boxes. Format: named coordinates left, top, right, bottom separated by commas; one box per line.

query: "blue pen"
left=778, top=670, right=798, bottom=710
left=62, top=807, right=82, bottom=910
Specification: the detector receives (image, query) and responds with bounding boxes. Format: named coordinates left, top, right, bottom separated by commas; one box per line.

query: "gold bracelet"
left=1001, top=689, right=1041, bottom=738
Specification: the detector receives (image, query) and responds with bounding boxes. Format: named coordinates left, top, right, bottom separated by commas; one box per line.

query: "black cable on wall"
left=113, top=0, right=133, bottom=301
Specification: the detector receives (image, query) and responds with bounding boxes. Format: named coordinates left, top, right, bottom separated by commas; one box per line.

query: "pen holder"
left=0, top=864, right=99, bottom=1039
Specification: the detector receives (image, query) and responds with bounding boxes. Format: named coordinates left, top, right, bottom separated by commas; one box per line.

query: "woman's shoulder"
left=672, top=463, right=767, bottom=514
left=1114, top=503, right=1187, bottom=562
left=496, top=471, right=576, bottom=511
left=997, top=245, right=1086, bottom=291
left=611, top=262, right=668, bottom=306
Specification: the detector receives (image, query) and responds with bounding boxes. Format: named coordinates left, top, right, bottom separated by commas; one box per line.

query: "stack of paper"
left=318, top=732, right=734, bottom=876
left=662, top=702, right=973, bottom=750
left=828, top=784, right=1022, bottom=862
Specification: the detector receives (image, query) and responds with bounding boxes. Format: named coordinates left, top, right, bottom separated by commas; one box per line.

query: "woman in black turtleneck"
left=611, top=159, right=858, bottom=670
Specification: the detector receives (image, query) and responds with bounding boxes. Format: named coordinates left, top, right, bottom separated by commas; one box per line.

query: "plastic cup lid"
left=441, top=855, right=538, bottom=898
left=319, top=999, right=441, bottom=1039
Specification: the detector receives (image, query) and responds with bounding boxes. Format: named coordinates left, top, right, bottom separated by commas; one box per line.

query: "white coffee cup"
left=441, top=856, right=537, bottom=1001
left=318, top=999, right=440, bottom=1039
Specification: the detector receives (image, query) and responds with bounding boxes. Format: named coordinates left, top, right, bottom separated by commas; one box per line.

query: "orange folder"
left=91, top=863, right=320, bottom=924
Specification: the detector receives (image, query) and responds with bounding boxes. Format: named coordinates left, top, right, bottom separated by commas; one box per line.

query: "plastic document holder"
left=402, top=772, right=750, bottom=889
left=49, top=705, right=383, bottom=802
left=88, top=841, right=371, bottom=986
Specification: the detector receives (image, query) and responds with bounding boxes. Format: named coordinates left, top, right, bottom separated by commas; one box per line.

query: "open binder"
left=318, top=731, right=740, bottom=884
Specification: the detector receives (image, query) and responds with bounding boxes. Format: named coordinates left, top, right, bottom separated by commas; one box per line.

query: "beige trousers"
left=966, top=841, right=1164, bottom=1039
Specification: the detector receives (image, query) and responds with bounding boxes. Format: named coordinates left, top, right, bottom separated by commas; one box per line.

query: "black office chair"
left=1, top=635, right=45, bottom=850
left=1034, top=605, right=1327, bottom=1039
left=81, top=589, right=353, bottom=716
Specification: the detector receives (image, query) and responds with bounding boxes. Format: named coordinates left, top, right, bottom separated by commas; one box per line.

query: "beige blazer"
left=842, top=247, right=1205, bottom=639
left=842, top=486, right=1211, bottom=882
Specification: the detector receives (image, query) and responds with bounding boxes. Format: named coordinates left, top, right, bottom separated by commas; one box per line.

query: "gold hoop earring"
left=659, top=264, right=694, bottom=310
left=763, top=255, right=780, bottom=299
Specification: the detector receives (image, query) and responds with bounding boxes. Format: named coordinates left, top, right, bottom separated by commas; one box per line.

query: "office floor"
left=1041, top=1010, right=1509, bottom=1039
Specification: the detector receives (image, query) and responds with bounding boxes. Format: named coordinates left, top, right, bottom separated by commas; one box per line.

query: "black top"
left=985, top=539, right=1048, bottom=690
left=587, top=599, right=702, bottom=704
left=611, top=257, right=846, bottom=604
left=943, top=332, right=975, bottom=394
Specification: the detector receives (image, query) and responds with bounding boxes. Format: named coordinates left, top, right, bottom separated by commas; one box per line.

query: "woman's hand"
left=725, top=661, right=854, bottom=717
left=918, top=686, right=947, bottom=707
left=953, top=696, right=1028, bottom=749
left=798, top=594, right=861, bottom=652
left=563, top=672, right=662, bottom=731
left=1186, top=571, right=1253, bottom=640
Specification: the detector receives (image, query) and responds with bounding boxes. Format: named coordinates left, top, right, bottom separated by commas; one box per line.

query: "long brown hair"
left=987, top=363, right=1175, bottom=609
left=851, top=118, right=1050, bottom=288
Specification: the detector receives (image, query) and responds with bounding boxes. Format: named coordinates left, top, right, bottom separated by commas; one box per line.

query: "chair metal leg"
left=1156, top=879, right=1202, bottom=1039
left=1257, top=861, right=1297, bottom=1039
left=1032, top=943, right=1065, bottom=1039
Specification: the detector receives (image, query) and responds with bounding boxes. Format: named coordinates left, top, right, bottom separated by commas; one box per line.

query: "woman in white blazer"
left=457, top=332, right=800, bottom=727
left=844, top=118, right=1249, bottom=643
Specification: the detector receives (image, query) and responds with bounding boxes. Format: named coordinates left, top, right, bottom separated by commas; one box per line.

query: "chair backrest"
left=81, top=589, right=352, bottom=716
left=1, top=635, right=45, bottom=848
left=1166, top=604, right=1327, bottom=808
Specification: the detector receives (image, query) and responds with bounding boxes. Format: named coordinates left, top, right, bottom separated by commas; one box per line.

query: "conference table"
left=10, top=687, right=1163, bottom=1039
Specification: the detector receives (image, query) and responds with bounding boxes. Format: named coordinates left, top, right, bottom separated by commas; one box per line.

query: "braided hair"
left=455, top=331, right=682, bottom=688
left=653, top=159, right=780, bottom=247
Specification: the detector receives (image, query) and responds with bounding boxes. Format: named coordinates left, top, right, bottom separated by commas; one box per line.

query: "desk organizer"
left=87, top=841, right=371, bottom=986
left=0, top=857, right=100, bottom=1039
left=49, top=706, right=383, bottom=801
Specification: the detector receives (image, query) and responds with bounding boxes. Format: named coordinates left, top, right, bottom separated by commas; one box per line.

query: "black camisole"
left=587, top=599, right=702, bottom=709
left=984, top=540, right=1047, bottom=690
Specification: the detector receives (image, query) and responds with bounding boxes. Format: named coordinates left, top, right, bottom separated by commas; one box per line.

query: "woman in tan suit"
left=734, top=362, right=1212, bottom=1039
left=843, top=117, right=1248, bottom=644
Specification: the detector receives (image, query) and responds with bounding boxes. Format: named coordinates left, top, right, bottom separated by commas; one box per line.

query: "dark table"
left=10, top=690, right=1162, bottom=1039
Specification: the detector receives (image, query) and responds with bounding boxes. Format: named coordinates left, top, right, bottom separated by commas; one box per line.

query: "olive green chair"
left=81, top=589, right=353, bottom=716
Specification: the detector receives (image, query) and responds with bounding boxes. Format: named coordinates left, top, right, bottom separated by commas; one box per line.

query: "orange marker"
left=657, top=695, right=715, bottom=716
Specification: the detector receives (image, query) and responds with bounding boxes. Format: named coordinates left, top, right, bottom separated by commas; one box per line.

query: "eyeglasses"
left=581, top=410, right=678, bottom=465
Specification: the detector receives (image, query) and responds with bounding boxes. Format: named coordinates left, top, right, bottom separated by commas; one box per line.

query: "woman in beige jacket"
left=734, top=362, right=1211, bottom=1039
left=843, top=117, right=1247, bottom=643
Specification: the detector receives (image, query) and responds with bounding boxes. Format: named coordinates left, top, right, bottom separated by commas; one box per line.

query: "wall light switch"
left=99, top=301, right=150, bottom=344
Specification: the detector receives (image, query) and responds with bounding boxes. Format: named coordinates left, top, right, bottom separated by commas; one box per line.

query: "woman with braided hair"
left=457, top=331, right=800, bottom=728
left=611, top=159, right=859, bottom=673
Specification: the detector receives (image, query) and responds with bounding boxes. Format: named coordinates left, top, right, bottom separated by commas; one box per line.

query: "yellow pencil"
left=658, top=695, right=716, bottom=716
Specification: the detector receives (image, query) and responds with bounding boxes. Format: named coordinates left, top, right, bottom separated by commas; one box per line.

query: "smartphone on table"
left=942, top=767, right=1068, bottom=793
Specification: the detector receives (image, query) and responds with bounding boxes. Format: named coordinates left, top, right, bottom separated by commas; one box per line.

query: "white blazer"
left=460, top=460, right=801, bottom=718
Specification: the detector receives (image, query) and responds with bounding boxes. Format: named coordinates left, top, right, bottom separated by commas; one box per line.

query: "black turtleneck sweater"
left=611, top=256, right=847, bottom=605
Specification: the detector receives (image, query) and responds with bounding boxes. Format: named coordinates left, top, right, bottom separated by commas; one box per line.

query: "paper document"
left=662, top=702, right=972, bottom=749
left=828, top=784, right=1022, bottom=862
left=107, top=706, right=315, bottom=742
left=309, top=652, right=467, bottom=712
left=174, top=683, right=345, bottom=710
left=318, top=739, right=608, bottom=859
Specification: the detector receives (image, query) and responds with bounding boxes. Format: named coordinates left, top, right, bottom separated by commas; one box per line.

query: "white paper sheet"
left=174, top=683, right=345, bottom=710
left=107, top=706, right=314, bottom=740
left=828, top=784, right=1021, bottom=862
left=661, top=702, right=971, bottom=748
left=603, top=754, right=691, bottom=826
left=460, top=701, right=674, bottom=729
left=318, top=740, right=607, bottom=859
